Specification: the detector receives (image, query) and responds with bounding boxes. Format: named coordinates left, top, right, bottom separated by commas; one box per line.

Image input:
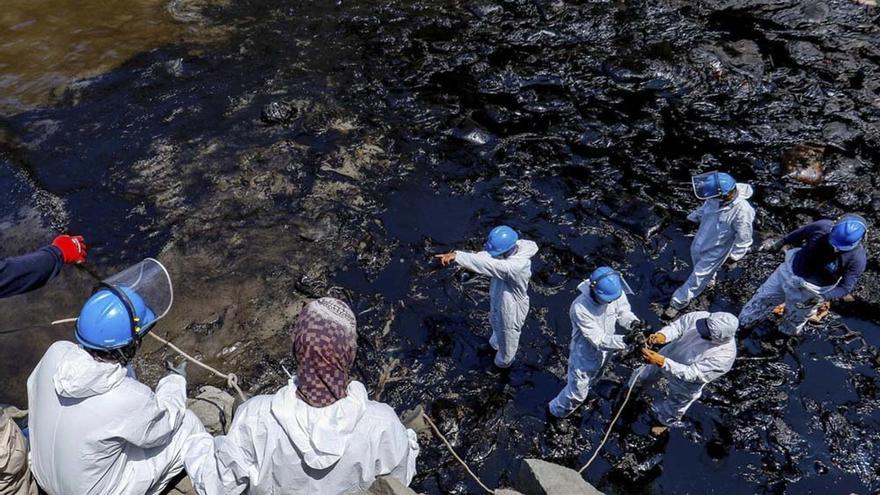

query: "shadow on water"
left=1, top=0, right=880, bottom=493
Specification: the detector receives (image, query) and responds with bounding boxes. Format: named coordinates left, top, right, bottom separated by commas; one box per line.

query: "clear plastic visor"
left=102, top=258, right=173, bottom=326
left=577, top=270, right=635, bottom=296
left=691, top=171, right=722, bottom=199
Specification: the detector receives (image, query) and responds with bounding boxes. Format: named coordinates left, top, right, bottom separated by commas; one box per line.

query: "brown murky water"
left=0, top=0, right=184, bottom=114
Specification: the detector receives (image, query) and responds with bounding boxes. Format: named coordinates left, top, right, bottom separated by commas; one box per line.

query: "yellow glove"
left=641, top=348, right=666, bottom=367
left=647, top=333, right=667, bottom=345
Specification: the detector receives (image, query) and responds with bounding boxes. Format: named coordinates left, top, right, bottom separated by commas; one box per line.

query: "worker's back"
left=27, top=341, right=175, bottom=495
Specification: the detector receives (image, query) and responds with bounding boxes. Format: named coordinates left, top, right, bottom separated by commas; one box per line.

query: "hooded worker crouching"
left=27, top=259, right=204, bottom=495
left=633, top=311, right=738, bottom=435
left=185, top=297, right=419, bottom=495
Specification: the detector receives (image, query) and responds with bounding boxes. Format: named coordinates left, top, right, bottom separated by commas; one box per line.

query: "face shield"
left=691, top=171, right=723, bottom=200
left=100, top=258, right=173, bottom=335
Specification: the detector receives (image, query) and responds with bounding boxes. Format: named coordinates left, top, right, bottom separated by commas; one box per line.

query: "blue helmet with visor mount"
left=830, top=213, right=867, bottom=252
left=484, top=225, right=519, bottom=257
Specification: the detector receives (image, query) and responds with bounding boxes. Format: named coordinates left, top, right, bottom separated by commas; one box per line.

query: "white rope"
left=147, top=332, right=248, bottom=402
left=578, top=366, right=645, bottom=473
left=51, top=318, right=247, bottom=402
left=422, top=414, right=494, bottom=494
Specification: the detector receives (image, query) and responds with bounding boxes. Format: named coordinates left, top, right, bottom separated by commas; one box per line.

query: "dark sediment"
left=0, top=0, right=879, bottom=493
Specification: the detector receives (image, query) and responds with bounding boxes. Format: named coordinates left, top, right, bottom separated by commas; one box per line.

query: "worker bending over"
left=634, top=311, right=738, bottom=436
left=739, top=214, right=867, bottom=335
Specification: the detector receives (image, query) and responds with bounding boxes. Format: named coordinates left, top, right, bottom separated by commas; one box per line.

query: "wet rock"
left=597, top=197, right=666, bottom=240
left=782, top=144, right=824, bottom=185
left=451, top=126, right=494, bottom=146
left=787, top=41, right=824, bottom=67
left=187, top=386, right=236, bottom=435
left=367, top=476, right=421, bottom=495
left=261, top=101, right=298, bottom=124
left=515, top=459, right=604, bottom=495
left=165, top=475, right=195, bottom=495
left=494, top=490, right=525, bottom=495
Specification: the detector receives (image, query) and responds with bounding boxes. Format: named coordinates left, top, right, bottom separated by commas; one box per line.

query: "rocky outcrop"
left=514, top=459, right=604, bottom=495
left=187, top=386, right=236, bottom=435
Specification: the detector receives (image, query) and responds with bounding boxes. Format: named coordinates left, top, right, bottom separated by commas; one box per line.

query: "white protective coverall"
left=0, top=408, right=36, bottom=495
left=184, top=380, right=419, bottom=495
left=548, top=285, right=639, bottom=418
left=633, top=312, right=737, bottom=425
left=738, top=248, right=838, bottom=335
left=671, top=183, right=755, bottom=308
left=27, top=341, right=205, bottom=495
left=454, top=239, right=539, bottom=367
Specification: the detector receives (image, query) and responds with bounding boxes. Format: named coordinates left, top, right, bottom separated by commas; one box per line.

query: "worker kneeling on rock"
left=739, top=214, right=867, bottom=335
left=664, top=171, right=755, bottom=319
left=632, top=312, right=737, bottom=435
left=548, top=267, right=647, bottom=419
left=436, top=225, right=539, bottom=368
left=27, top=259, right=205, bottom=495
left=184, top=297, right=419, bottom=495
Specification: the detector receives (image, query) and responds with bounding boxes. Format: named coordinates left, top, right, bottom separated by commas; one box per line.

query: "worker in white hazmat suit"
left=436, top=225, right=539, bottom=368
left=548, top=267, right=648, bottom=418
left=27, top=260, right=204, bottom=495
left=665, top=172, right=754, bottom=319
left=184, top=297, right=419, bottom=495
left=633, top=311, right=738, bottom=435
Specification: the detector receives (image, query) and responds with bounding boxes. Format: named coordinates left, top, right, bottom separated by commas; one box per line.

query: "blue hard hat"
left=692, top=171, right=736, bottom=199
left=484, top=225, right=519, bottom=257
left=76, top=286, right=156, bottom=350
left=589, top=266, right=623, bottom=304
left=830, top=214, right=867, bottom=252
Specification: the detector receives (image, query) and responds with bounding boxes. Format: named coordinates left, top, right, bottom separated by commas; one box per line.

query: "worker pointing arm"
left=0, top=235, right=87, bottom=298
left=435, top=226, right=539, bottom=368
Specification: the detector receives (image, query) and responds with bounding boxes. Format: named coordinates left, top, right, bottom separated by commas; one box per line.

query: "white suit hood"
left=733, top=183, right=753, bottom=202
left=511, top=239, right=539, bottom=259
left=271, top=380, right=368, bottom=470
left=53, top=344, right=127, bottom=399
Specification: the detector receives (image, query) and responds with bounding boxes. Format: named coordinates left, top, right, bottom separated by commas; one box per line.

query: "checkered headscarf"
left=292, top=297, right=358, bottom=407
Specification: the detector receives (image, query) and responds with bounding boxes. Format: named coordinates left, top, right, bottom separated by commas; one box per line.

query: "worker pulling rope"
left=49, top=318, right=248, bottom=402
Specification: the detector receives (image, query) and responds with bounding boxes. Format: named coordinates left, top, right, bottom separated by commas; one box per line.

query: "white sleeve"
left=573, top=303, right=625, bottom=351
left=687, top=202, right=708, bottom=223
left=454, top=251, right=513, bottom=281
left=615, top=296, right=639, bottom=331
left=658, top=314, right=695, bottom=343
left=729, top=207, right=755, bottom=261
left=185, top=404, right=257, bottom=495
left=385, top=428, right=420, bottom=486
left=120, top=375, right=187, bottom=449
left=663, top=354, right=730, bottom=384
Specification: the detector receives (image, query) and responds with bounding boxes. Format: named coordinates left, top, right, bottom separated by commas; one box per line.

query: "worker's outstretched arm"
left=0, top=246, right=63, bottom=299
left=454, top=251, right=513, bottom=281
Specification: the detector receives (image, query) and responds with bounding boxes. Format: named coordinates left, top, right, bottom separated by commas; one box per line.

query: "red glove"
left=52, top=235, right=87, bottom=264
